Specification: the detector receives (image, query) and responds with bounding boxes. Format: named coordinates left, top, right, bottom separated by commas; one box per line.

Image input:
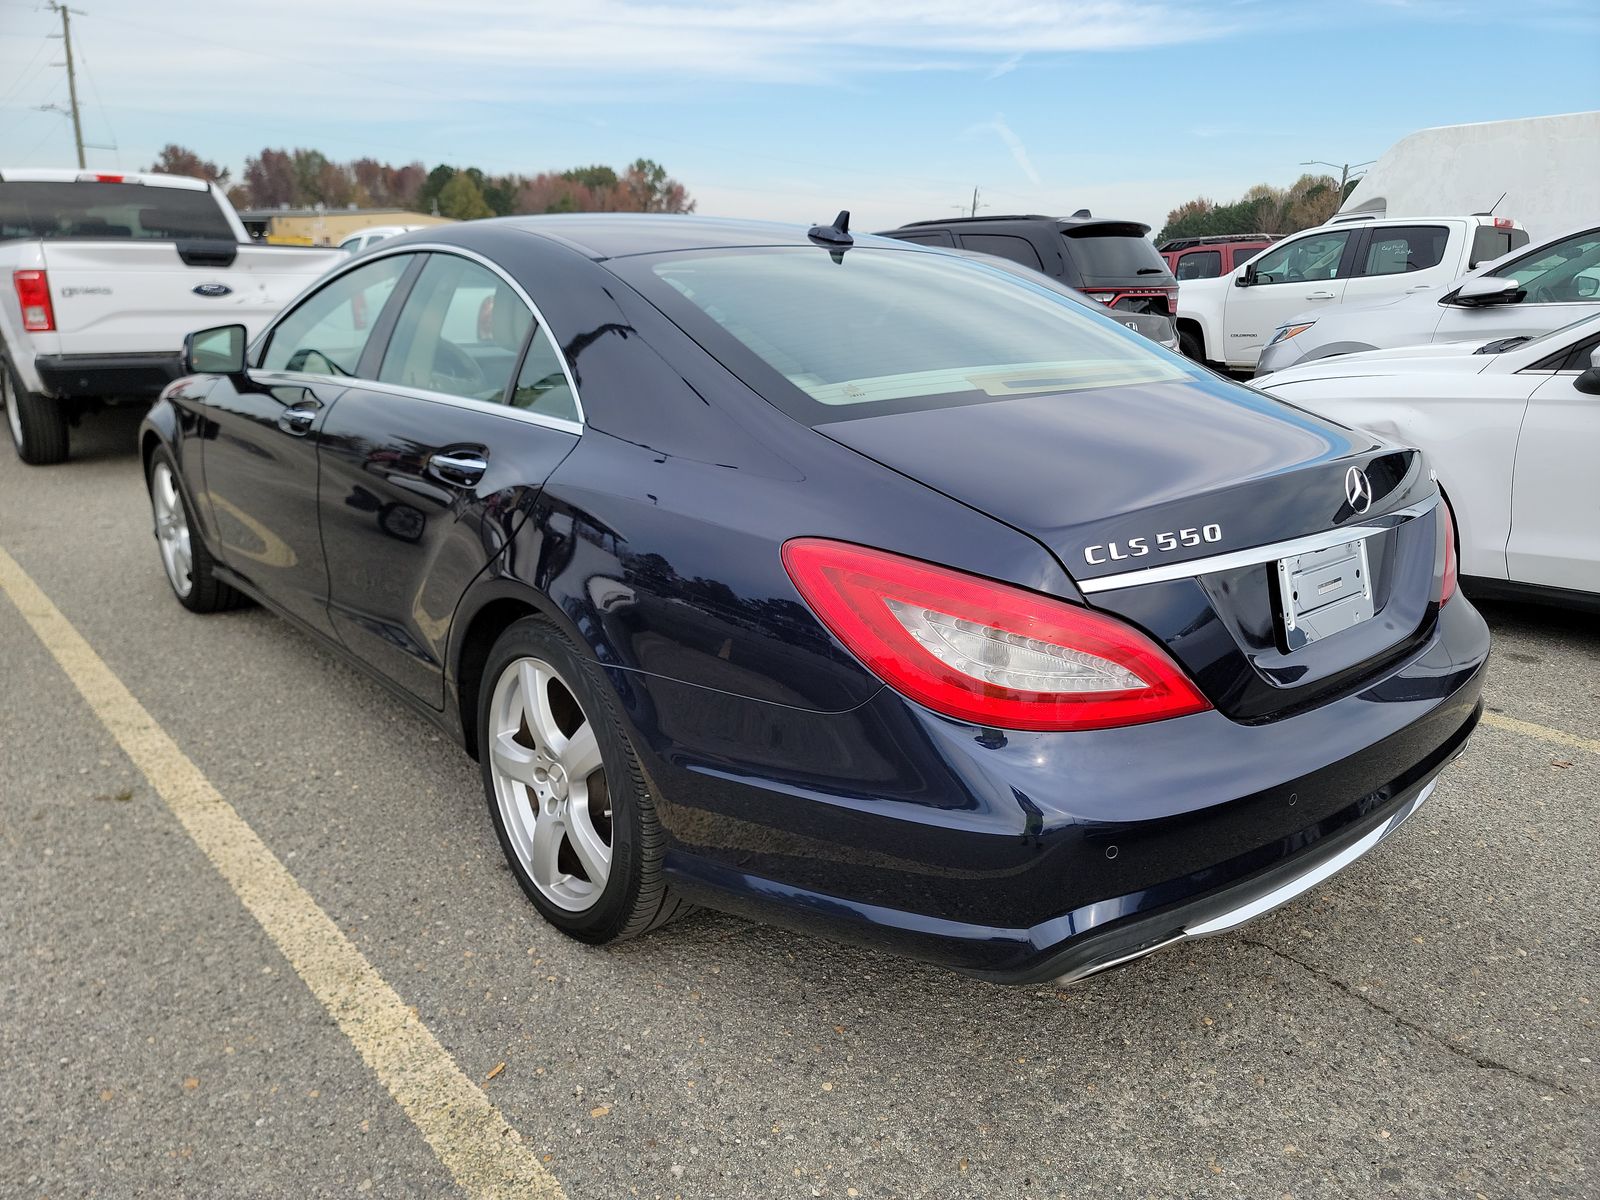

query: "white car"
left=1176, top=213, right=1528, bottom=373
left=1259, top=314, right=1600, bottom=608
left=1256, top=224, right=1600, bottom=376
left=337, top=224, right=429, bottom=254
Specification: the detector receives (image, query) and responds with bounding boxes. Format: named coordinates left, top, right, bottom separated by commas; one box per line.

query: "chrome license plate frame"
left=1274, top=536, right=1375, bottom=652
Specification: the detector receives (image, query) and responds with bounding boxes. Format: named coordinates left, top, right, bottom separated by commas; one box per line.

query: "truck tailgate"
left=38, top=241, right=347, bottom=356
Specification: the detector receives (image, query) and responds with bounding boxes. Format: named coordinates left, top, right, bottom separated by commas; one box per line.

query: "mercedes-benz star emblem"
left=1344, top=465, right=1373, bottom=514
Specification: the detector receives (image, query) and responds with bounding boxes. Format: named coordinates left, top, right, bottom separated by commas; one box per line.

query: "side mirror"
left=1235, top=264, right=1256, bottom=288
left=1576, top=275, right=1599, bottom=299
left=1450, top=276, right=1522, bottom=307
left=184, top=324, right=247, bottom=376
left=1575, top=345, right=1600, bottom=396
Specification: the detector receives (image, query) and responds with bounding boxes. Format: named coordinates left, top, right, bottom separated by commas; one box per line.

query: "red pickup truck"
left=1159, top=234, right=1277, bottom=281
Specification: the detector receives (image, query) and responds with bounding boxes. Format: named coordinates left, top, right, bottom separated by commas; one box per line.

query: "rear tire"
left=2, top=355, right=69, bottom=466
left=146, top=448, right=243, bottom=613
left=478, top=615, right=690, bottom=944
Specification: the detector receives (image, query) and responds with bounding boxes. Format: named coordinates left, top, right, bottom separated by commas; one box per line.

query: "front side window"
left=1359, top=225, right=1447, bottom=276
left=260, top=254, right=409, bottom=376
left=1248, top=231, right=1351, bottom=285
left=1497, top=231, right=1600, bottom=303
left=638, top=247, right=1195, bottom=422
left=1175, top=250, right=1221, bottom=280
left=378, top=254, right=532, bottom=402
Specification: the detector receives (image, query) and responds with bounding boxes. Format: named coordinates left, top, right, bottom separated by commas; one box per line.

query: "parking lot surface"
left=3, top=409, right=1596, bottom=1199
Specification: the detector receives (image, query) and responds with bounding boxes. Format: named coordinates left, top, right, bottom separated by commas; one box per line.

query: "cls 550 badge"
left=1085, top=524, right=1222, bottom=566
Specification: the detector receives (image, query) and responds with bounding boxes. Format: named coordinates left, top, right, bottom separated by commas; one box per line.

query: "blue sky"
left=2, top=0, right=1596, bottom=230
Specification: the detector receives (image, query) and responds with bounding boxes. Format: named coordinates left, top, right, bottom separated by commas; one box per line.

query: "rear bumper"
left=33, top=352, right=185, bottom=401
left=644, top=597, right=1491, bottom=982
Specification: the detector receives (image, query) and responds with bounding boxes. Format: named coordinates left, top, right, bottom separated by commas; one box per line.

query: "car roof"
left=888, top=213, right=1153, bottom=236
left=433, top=213, right=919, bottom=260
left=0, top=167, right=210, bottom=190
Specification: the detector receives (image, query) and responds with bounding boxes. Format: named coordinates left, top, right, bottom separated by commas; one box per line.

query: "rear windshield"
left=1061, top=225, right=1171, bottom=282
left=0, top=180, right=235, bottom=242
left=634, top=246, right=1195, bottom=422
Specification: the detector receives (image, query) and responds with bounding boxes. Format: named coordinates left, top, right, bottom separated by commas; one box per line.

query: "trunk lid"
left=816, top=371, right=1443, bottom=720
left=38, top=241, right=347, bottom=355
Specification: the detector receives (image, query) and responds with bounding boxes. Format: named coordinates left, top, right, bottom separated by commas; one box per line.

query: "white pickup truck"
left=0, top=168, right=347, bottom=464
left=1175, top=212, right=1528, bottom=373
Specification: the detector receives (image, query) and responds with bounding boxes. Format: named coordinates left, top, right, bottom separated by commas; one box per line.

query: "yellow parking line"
left=1481, top=711, right=1600, bottom=757
left=0, top=547, right=564, bottom=1200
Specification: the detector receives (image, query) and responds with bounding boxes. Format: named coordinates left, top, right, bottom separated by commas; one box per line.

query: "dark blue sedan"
left=140, top=214, right=1488, bottom=985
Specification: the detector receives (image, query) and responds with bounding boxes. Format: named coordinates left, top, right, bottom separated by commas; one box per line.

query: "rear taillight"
left=782, top=539, right=1211, bottom=732
left=14, top=270, right=54, bottom=333
left=1439, top=499, right=1458, bottom=606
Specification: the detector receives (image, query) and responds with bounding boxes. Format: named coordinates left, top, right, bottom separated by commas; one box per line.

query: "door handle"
left=428, top=450, right=488, bottom=487
left=1305, top=291, right=1336, bottom=301
left=276, top=406, right=318, bottom=436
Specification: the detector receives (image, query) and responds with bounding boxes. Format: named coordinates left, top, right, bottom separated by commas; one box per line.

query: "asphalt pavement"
left=2, top=407, right=1595, bottom=1199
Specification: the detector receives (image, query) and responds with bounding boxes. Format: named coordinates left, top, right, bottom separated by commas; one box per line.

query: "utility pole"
left=1301, top=159, right=1376, bottom=193
left=952, top=186, right=989, bottom=218
left=49, top=2, right=87, bottom=169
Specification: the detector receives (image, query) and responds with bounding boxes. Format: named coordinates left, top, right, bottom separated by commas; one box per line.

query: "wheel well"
left=1175, top=318, right=1204, bottom=357
left=140, top=430, right=162, bottom=479
left=455, top=597, right=540, bottom=760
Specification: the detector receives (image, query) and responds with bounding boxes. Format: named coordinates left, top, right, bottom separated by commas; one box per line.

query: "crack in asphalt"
left=1239, top=936, right=1578, bottom=1098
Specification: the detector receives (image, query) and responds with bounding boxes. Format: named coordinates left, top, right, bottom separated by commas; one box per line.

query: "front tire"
left=1178, top=328, right=1205, bottom=364
left=2, top=355, right=69, bottom=466
left=146, top=448, right=242, bottom=612
left=478, top=616, right=688, bottom=943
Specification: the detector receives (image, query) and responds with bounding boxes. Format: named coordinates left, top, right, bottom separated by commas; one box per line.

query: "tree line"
left=1157, top=174, right=1356, bottom=244
left=143, top=145, right=695, bottom=218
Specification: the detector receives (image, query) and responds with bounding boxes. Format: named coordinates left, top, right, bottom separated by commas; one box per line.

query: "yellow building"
left=238, top=207, right=454, bottom=246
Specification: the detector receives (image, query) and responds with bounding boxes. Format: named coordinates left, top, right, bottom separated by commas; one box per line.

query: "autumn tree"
left=1156, top=174, right=1341, bottom=244
left=436, top=172, right=494, bottom=220
left=143, top=144, right=230, bottom=186
left=223, top=147, right=694, bottom=217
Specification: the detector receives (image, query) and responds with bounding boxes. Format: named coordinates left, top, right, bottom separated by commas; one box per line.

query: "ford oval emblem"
left=193, top=282, right=232, bottom=298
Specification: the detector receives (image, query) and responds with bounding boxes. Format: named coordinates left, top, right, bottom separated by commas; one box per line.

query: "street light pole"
left=1301, top=159, right=1376, bottom=193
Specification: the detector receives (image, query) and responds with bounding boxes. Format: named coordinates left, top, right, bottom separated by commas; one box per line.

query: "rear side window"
left=378, top=254, right=532, bottom=402
left=511, top=326, right=580, bottom=422
left=1060, top=225, right=1169, bottom=282
left=1360, top=226, right=1448, bottom=276
left=261, top=255, right=409, bottom=376
left=958, top=233, right=1045, bottom=273
left=1470, top=225, right=1529, bottom=268
left=1174, top=250, right=1221, bottom=280
left=0, top=180, right=235, bottom=241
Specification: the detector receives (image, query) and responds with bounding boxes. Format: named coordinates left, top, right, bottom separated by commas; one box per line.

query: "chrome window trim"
left=342, top=377, right=583, bottom=435
left=251, top=241, right=587, bottom=427
left=1076, top=494, right=1439, bottom=595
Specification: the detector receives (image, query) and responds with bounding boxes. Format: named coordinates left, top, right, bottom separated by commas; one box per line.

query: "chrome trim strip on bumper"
left=1077, top=494, right=1439, bottom=595
left=1053, top=779, right=1437, bottom=986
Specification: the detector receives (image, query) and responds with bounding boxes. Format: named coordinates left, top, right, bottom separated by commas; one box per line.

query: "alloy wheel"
left=150, top=462, right=194, bottom=598
left=487, top=655, right=613, bottom=912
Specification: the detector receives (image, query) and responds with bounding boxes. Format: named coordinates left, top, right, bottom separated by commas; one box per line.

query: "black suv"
left=879, top=212, right=1179, bottom=348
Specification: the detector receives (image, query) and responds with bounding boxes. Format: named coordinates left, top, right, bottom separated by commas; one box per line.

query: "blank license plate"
left=1275, top=537, right=1374, bottom=651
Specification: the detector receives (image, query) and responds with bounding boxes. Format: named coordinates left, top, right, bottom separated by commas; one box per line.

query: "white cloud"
left=978, top=115, right=1041, bottom=187
left=986, top=52, right=1025, bottom=80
